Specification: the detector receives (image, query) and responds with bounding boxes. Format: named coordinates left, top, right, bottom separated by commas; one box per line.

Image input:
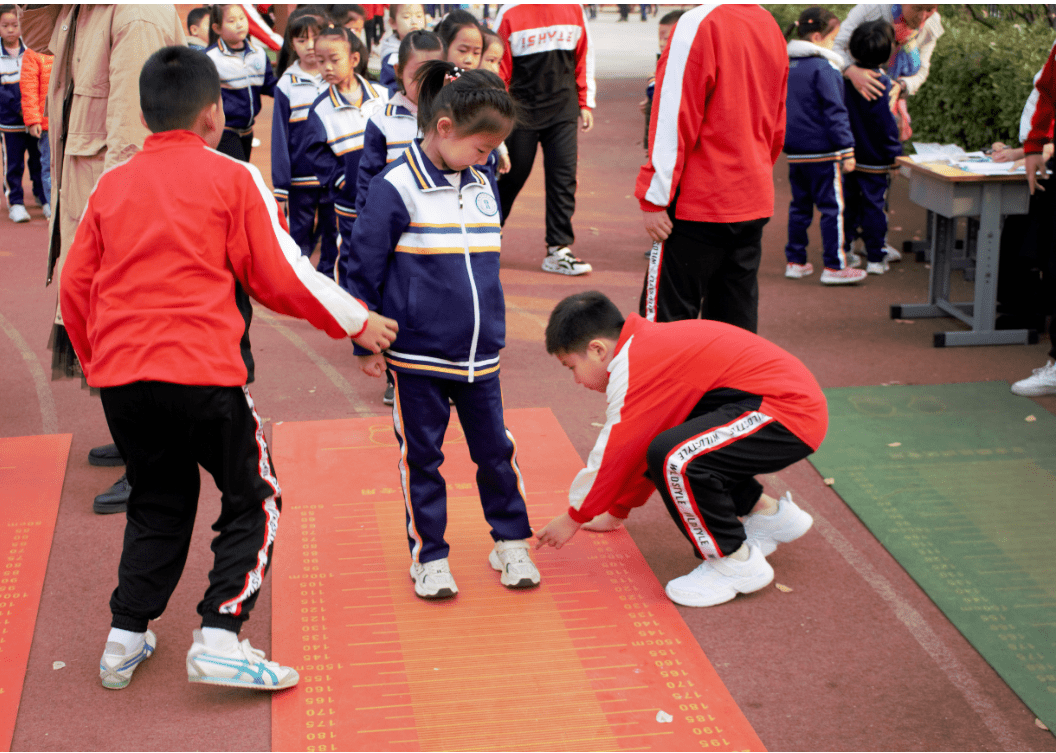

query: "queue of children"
left=781, top=7, right=903, bottom=286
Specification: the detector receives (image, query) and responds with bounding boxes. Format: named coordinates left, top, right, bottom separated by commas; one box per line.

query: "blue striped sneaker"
left=99, top=629, right=156, bottom=689
left=186, top=630, right=299, bottom=690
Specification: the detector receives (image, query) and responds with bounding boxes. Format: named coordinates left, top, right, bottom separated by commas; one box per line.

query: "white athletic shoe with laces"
left=665, top=544, right=774, bottom=607
left=99, top=629, right=156, bottom=689
left=410, top=558, right=458, bottom=599
left=866, top=260, right=889, bottom=275
left=8, top=204, right=30, bottom=223
left=743, top=492, right=814, bottom=557
left=1011, top=359, right=1056, bottom=397
left=186, top=629, right=299, bottom=690
left=488, top=539, right=541, bottom=588
left=542, top=247, right=592, bottom=276
left=882, top=243, right=902, bottom=262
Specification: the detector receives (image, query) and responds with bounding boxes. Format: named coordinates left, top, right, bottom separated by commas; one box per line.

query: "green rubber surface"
left=811, top=382, right=1056, bottom=731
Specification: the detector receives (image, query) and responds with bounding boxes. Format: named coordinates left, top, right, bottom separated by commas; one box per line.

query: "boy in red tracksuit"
left=637, top=3, right=788, bottom=332
left=60, top=46, right=397, bottom=692
left=535, top=291, right=827, bottom=608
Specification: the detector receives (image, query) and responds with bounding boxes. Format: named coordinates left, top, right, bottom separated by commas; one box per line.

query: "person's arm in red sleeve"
left=771, top=59, right=789, bottom=166
left=496, top=9, right=513, bottom=88
left=59, top=200, right=103, bottom=377
left=1024, top=39, right=1056, bottom=192
left=635, top=17, right=711, bottom=240
left=574, top=5, right=596, bottom=111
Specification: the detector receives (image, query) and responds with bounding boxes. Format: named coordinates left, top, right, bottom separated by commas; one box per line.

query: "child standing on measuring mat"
left=346, top=60, right=540, bottom=600
left=535, top=291, right=827, bottom=608
left=60, top=46, right=398, bottom=691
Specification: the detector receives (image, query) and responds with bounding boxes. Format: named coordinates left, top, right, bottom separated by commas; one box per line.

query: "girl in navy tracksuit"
left=205, top=4, right=277, bottom=162
left=271, top=10, right=335, bottom=266
left=304, top=26, right=387, bottom=280
left=783, top=8, right=863, bottom=285
left=0, top=17, right=44, bottom=221
left=344, top=61, right=539, bottom=601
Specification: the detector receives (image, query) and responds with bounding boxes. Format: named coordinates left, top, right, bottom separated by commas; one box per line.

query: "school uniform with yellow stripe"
left=344, top=138, right=531, bottom=564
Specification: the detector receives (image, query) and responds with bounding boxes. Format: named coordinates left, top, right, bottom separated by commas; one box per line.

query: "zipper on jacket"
left=459, top=189, right=482, bottom=383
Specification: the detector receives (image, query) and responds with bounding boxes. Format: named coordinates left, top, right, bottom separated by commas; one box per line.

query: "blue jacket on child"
left=344, top=139, right=505, bottom=383
left=844, top=71, right=902, bottom=172
left=355, top=92, right=418, bottom=215
left=206, top=38, right=277, bottom=134
left=0, top=38, right=26, bottom=131
left=783, top=40, right=854, bottom=162
left=271, top=61, right=328, bottom=200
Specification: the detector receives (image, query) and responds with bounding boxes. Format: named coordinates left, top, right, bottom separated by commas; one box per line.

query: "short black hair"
left=186, top=6, right=209, bottom=31
left=545, top=291, right=626, bottom=355
left=434, top=8, right=482, bottom=52
left=0, top=5, right=16, bottom=19
left=849, top=19, right=894, bottom=68
left=139, top=46, right=221, bottom=133
left=658, top=10, right=684, bottom=26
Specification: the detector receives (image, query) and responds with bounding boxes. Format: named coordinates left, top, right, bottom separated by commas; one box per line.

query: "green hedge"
left=764, top=5, right=1055, bottom=149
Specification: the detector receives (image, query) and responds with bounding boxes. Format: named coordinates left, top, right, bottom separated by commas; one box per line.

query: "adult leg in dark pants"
left=645, top=390, right=814, bottom=606
left=640, top=211, right=767, bottom=332
left=498, top=125, right=540, bottom=227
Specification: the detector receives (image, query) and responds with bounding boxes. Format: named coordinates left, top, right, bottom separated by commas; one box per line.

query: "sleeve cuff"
left=639, top=199, right=666, bottom=213
left=567, top=506, right=593, bottom=524
left=609, top=504, right=631, bottom=520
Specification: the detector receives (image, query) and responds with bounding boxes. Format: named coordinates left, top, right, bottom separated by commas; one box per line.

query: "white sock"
left=107, top=627, right=144, bottom=653
left=728, top=544, right=751, bottom=562
left=200, top=626, right=240, bottom=652
left=547, top=245, right=564, bottom=255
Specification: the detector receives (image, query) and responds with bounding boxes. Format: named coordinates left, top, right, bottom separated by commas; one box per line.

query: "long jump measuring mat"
left=270, top=408, right=763, bottom=751
left=0, top=434, right=69, bottom=752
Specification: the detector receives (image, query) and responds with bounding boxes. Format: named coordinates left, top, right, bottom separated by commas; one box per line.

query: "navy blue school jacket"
left=783, top=40, right=854, bottom=162
left=844, top=71, right=903, bottom=171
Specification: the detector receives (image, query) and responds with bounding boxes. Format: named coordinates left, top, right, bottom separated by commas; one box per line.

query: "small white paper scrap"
left=656, top=710, right=674, bottom=723
left=1026, top=415, right=1038, bottom=422
left=52, top=661, right=65, bottom=670
left=888, top=442, right=902, bottom=447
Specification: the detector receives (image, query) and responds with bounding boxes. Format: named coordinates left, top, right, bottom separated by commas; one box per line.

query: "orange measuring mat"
left=271, top=409, right=763, bottom=752
left=0, top=434, right=70, bottom=752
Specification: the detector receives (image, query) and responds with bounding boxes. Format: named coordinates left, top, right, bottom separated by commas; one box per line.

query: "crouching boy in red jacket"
left=535, top=291, right=826, bottom=608
left=60, top=46, right=397, bottom=691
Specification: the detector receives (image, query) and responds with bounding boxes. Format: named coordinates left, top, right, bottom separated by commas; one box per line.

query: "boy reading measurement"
left=535, top=291, right=827, bottom=607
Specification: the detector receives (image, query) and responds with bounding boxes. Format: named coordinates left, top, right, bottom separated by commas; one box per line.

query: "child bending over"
left=346, top=60, right=539, bottom=600
left=60, top=46, right=397, bottom=691
left=535, top=291, right=827, bottom=608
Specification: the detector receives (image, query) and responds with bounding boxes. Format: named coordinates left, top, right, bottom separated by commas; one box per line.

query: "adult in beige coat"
left=19, top=4, right=184, bottom=511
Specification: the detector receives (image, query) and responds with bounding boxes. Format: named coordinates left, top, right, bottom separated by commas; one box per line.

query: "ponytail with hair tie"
left=414, top=59, right=518, bottom=139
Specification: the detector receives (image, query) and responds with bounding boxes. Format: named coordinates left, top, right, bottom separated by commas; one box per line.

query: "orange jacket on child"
left=20, top=47, right=52, bottom=131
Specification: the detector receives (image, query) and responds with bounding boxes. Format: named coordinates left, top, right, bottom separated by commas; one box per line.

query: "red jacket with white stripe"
left=635, top=4, right=788, bottom=223
left=495, top=3, right=596, bottom=128
left=567, top=315, right=827, bottom=524
left=1023, top=37, right=1056, bottom=155
left=60, top=129, right=370, bottom=389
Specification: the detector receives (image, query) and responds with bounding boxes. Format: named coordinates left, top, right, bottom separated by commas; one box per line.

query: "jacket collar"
left=1, top=38, right=25, bottom=57
left=143, top=130, right=210, bottom=151
left=385, top=91, right=418, bottom=118
left=787, top=39, right=845, bottom=68
left=326, top=75, right=383, bottom=110
left=287, top=60, right=322, bottom=85
left=406, top=139, right=487, bottom=193
left=217, top=37, right=258, bottom=57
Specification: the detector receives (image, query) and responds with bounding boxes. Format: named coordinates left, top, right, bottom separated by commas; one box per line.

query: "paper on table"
left=953, top=161, right=1024, bottom=175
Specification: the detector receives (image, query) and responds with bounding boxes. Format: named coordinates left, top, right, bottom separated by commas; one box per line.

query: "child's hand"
left=28, top=124, right=43, bottom=138
left=353, top=311, right=399, bottom=353
left=534, top=513, right=581, bottom=550
left=358, top=353, right=386, bottom=378
left=638, top=98, right=649, bottom=115
left=579, top=107, right=594, bottom=134
left=1026, top=153, right=1049, bottom=194
left=581, top=511, right=624, bottom=532
left=842, top=156, right=856, bottom=174
left=642, top=209, right=672, bottom=242
left=498, top=152, right=511, bottom=175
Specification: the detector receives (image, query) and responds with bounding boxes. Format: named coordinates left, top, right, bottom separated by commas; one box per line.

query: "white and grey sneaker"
left=665, top=544, right=774, bottom=607
left=1011, top=359, right=1056, bottom=397
left=488, top=539, right=541, bottom=588
left=8, top=204, right=30, bottom=223
left=542, top=247, right=592, bottom=276
left=99, top=629, right=156, bottom=689
left=410, top=558, right=458, bottom=599
left=743, top=492, right=814, bottom=556
left=866, top=260, right=889, bottom=275
left=186, top=629, right=298, bottom=690
left=882, top=243, right=902, bottom=262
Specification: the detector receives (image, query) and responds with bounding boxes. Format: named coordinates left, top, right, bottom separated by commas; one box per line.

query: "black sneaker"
left=94, top=473, right=130, bottom=514
left=383, top=383, right=395, bottom=405
left=88, top=443, right=124, bottom=467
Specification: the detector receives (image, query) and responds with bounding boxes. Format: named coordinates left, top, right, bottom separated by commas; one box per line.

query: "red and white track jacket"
left=567, top=315, right=827, bottom=524
left=494, top=3, right=596, bottom=128
left=60, top=129, right=370, bottom=389
left=1023, top=37, right=1056, bottom=155
left=635, top=4, right=788, bottom=223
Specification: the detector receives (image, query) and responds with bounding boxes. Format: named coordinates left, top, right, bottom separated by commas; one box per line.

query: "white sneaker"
left=882, top=243, right=902, bottom=262
left=42, top=203, right=51, bottom=220
left=186, top=629, right=299, bottom=690
left=866, top=260, right=889, bottom=275
left=410, top=558, right=458, bottom=599
left=8, top=204, right=30, bottom=223
left=488, top=539, right=541, bottom=588
left=542, top=247, right=592, bottom=276
left=820, top=267, right=867, bottom=285
left=845, top=245, right=864, bottom=268
left=1011, top=359, right=1056, bottom=397
left=785, top=262, right=814, bottom=278
left=664, top=544, right=774, bottom=607
left=743, top=492, right=814, bottom=557
left=99, top=629, right=156, bottom=689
